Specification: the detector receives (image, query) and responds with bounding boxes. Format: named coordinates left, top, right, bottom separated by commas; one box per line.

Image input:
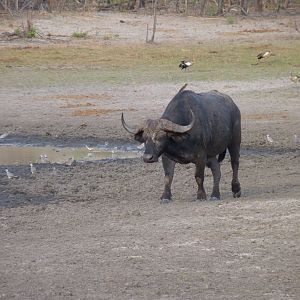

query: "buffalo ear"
left=134, top=130, right=145, bottom=143
left=167, top=132, right=188, bottom=143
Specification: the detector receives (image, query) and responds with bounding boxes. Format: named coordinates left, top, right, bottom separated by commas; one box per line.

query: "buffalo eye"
left=152, top=131, right=166, bottom=146
left=134, top=131, right=145, bottom=143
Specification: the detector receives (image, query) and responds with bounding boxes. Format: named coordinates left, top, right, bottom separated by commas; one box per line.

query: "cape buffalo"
left=121, top=88, right=241, bottom=203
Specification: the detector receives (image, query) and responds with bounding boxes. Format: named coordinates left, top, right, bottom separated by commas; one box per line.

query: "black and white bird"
left=179, top=60, right=193, bottom=70
left=5, top=169, right=18, bottom=179
left=257, top=51, right=273, bottom=60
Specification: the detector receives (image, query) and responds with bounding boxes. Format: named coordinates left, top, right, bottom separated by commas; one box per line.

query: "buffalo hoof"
left=161, top=198, right=172, bottom=204
left=197, top=191, right=207, bottom=201
left=233, top=190, right=241, bottom=198
left=210, top=196, right=220, bottom=201
left=197, top=197, right=207, bottom=201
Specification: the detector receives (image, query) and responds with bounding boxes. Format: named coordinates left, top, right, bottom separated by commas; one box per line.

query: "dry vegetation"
left=1, top=40, right=300, bottom=89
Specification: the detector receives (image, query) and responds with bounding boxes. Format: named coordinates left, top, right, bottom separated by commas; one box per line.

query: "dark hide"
left=122, top=90, right=241, bottom=202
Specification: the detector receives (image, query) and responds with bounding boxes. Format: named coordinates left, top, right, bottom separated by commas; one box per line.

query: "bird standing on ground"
left=290, top=71, right=300, bottom=83
left=85, top=145, right=94, bottom=151
left=179, top=60, right=193, bottom=70
left=257, top=51, right=273, bottom=60
left=30, top=163, right=36, bottom=175
left=0, top=132, right=9, bottom=139
left=66, top=157, right=75, bottom=166
left=5, top=169, right=19, bottom=179
left=266, top=134, right=274, bottom=143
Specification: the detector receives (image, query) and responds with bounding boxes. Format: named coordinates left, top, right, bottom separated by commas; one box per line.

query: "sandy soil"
left=0, top=12, right=300, bottom=300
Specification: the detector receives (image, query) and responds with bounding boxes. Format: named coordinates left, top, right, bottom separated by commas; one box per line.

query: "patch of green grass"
left=14, top=27, right=22, bottom=37
left=227, top=16, right=236, bottom=25
left=26, top=26, right=37, bottom=38
left=0, top=40, right=299, bottom=88
left=13, top=26, right=37, bottom=38
left=71, top=31, right=88, bottom=38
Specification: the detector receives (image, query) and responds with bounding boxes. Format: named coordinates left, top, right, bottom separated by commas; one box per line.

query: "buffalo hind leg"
left=207, top=157, right=221, bottom=200
left=161, top=155, right=176, bottom=203
left=228, top=145, right=241, bottom=198
left=195, top=159, right=207, bottom=200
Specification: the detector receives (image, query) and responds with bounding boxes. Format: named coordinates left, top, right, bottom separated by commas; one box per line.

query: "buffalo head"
left=121, top=111, right=195, bottom=163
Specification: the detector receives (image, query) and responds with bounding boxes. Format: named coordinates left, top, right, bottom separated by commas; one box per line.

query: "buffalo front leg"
left=161, top=155, right=176, bottom=203
left=195, top=159, right=207, bottom=200
left=228, top=146, right=241, bottom=198
left=207, top=157, right=221, bottom=200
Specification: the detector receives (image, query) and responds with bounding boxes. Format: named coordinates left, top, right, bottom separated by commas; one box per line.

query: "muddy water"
left=0, top=144, right=142, bottom=165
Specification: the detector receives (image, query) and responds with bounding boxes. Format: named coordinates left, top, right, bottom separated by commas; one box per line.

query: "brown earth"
left=0, top=12, right=300, bottom=300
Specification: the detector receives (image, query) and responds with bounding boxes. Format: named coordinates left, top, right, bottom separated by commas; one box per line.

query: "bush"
left=72, top=31, right=88, bottom=38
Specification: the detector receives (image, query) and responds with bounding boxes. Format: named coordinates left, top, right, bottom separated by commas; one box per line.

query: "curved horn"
left=159, top=109, right=195, bottom=133
left=121, top=113, right=140, bottom=134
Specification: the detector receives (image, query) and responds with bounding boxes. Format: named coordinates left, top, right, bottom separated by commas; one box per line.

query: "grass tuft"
left=71, top=31, right=88, bottom=39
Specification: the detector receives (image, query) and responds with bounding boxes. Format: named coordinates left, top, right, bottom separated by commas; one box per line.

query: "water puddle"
left=0, top=144, right=142, bottom=165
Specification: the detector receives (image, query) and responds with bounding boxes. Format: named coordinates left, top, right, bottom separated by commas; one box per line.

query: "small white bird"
left=30, top=163, right=36, bottom=175
left=290, top=72, right=300, bottom=83
left=137, top=143, right=145, bottom=149
left=0, top=132, right=9, bottom=139
left=5, top=169, right=18, bottom=179
left=85, top=145, right=94, bottom=151
left=179, top=60, right=193, bottom=70
left=266, top=134, right=274, bottom=143
left=66, top=157, right=75, bottom=166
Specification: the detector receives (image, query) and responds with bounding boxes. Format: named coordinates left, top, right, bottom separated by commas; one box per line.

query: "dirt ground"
left=0, top=12, right=300, bottom=299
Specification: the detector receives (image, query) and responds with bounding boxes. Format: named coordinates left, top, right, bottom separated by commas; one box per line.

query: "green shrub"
left=72, top=31, right=88, bottom=38
left=227, top=16, right=236, bottom=25
left=26, top=26, right=37, bottom=38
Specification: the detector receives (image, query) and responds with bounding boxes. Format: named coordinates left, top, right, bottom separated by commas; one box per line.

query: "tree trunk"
left=241, top=0, right=248, bottom=15
left=175, top=0, right=180, bottom=13
left=134, top=0, right=141, bottom=10
left=185, top=0, right=188, bottom=14
left=150, top=0, right=158, bottom=43
left=217, top=0, right=223, bottom=15
left=254, top=0, right=263, bottom=12
left=200, top=0, right=208, bottom=16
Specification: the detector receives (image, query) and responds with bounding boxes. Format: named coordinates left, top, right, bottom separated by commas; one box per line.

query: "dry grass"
left=240, top=29, right=281, bottom=33
left=0, top=40, right=299, bottom=87
left=49, top=93, right=113, bottom=101
left=71, top=108, right=136, bottom=116
left=71, top=108, right=122, bottom=116
left=242, top=112, right=288, bottom=120
left=60, top=102, right=95, bottom=109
